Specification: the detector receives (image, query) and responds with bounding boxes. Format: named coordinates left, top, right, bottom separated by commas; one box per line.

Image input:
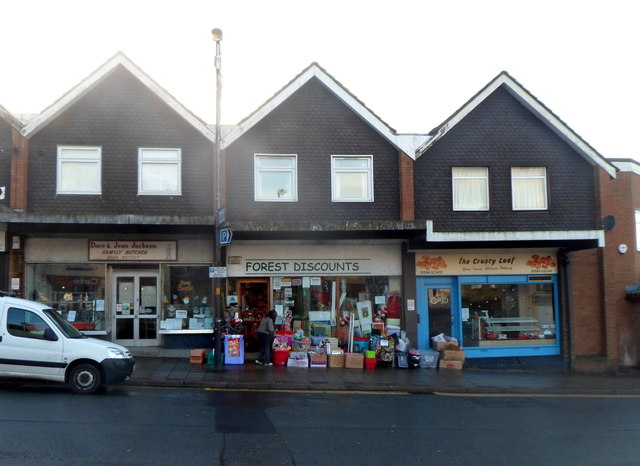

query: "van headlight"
left=107, top=347, right=128, bottom=359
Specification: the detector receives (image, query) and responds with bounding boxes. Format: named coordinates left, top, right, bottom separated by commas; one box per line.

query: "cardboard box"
left=433, top=341, right=460, bottom=351
left=190, top=349, right=206, bottom=363
left=345, top=352, right=364, bottom=369
left=439, top=359, right=464, bottom=370
left=328, top=352, right=345, bottom=368
left=440, top=349, right=465, bottom=362
left=309, top=353, right=327, bottom=368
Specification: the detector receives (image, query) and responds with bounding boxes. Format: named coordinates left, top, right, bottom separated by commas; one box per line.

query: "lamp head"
left=211, top=28, right=223, bottom=42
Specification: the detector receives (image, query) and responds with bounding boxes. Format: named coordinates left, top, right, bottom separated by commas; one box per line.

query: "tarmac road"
left=1, top=383, right=640, bottom=465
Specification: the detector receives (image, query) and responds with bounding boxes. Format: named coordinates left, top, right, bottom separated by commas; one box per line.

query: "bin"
left=273, top=350, right=290, bottom=366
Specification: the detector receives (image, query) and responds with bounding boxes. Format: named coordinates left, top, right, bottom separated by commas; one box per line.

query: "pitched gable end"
left=417, top=71, right=616, bottom=178
left=21, top=52, right=215, bottom=141
left=223, top=62, right=428, bottom=157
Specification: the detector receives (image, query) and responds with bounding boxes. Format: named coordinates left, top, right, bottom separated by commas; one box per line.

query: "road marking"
left=204, top=387, right=410, bottom=395
left=434, top=392, right=640, bottom=398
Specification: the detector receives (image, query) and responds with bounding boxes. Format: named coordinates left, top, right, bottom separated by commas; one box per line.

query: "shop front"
left=415, top=251, right=560, bottom=358
left=25, top=237, right=214, bottom=348
left=225, top=243, right=404, bottom=350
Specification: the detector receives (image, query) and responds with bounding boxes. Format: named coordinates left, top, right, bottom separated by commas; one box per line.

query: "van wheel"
left=69, top=364, right=101, bottom=394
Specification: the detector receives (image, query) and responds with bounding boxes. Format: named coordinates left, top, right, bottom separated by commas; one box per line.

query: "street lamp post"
left=212, top=27, right=224, bottom=372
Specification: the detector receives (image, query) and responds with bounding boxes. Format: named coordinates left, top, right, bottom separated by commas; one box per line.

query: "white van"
left=0, top=294, right=134, bottom=394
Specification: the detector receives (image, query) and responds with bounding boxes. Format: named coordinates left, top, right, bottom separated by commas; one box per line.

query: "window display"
left=28, top=264, right=106, bottom=332
left=461, top=283, right=556, bottom=347
left=271, top=275, right=402, bottom=343
left=160, top=266, right=213, bottom=331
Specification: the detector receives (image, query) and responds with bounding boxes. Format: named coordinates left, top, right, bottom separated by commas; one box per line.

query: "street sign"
left=209, top=266, right=227, bottom=278
left=219, top=227, right=233, bottom=245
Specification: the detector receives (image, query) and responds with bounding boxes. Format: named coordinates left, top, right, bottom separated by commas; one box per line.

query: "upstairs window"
left=452, top=167, right=489, bottom=211
left=254, top=154, right=297, bottom=201
left=511, top=167, right=548, bottom=210
left=57, top=146, right=101, bottom=194
left=138, top=148, right=182, bottom=195
left=331, top=155, right=373, bottom=202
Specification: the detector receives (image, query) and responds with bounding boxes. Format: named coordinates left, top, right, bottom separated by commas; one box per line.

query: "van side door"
left=0, top=306, right=66, bottom=381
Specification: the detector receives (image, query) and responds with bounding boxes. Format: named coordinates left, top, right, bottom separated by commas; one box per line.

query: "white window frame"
left=254, top=154, right=298, bottom=202
left=331, top=155, right=374, bottom=202
left=56, top=146, right=102, bottom=195
left=452, top=167, right=489, bottom=211
left=138, top=148, right=182, bottom=196
left=511, top=167, right=548, bottom=211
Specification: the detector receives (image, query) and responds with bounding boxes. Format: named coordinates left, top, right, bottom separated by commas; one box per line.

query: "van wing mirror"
left=43, top=327, right=59, bottom=341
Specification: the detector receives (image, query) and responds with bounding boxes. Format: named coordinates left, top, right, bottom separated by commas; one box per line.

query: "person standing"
left=256, top=310, right=277, bottom=366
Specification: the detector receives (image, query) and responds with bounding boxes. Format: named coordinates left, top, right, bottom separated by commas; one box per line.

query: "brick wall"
left=399, top=151, right=414, bottom=221
left=10, top=128, right=28, bottom=212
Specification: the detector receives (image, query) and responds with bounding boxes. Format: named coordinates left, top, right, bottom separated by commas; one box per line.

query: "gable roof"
left=222, top=62, right=429, bottom=157
left=416, top=71, right=617, bottom=178
left=0, top=104, right=23, bottom=131
left=21, top=52, right=215, bottom=141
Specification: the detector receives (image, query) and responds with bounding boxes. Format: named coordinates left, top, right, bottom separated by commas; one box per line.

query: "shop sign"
left=243, top=258, right=368, bottom=276
left=415, top=252, right=557, bottom=276
left=88, top=240, right=178, bottom=262
left=227, top=244, right=401, bottom=277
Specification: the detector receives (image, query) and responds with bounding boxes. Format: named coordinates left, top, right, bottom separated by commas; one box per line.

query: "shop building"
left=221, top=63, right=427, bottom=347
left=2, top=55, right=640, bottom=372
left=0, top=53, right=219, bottom=349
left=405, top=72, right=616, bottom=368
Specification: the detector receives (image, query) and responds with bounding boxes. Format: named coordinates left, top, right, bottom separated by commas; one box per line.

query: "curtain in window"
left=60, top=162, right=100, bottom=192
left=512, top=168, right=546, bottom=210
left=453, top=167, right=488, bottom=210
left=141, top=163, right=180, bottom=192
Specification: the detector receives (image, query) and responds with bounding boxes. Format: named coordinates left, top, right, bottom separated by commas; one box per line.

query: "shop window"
left=160, top=266, right=213, bottom=331
left=452, top=167, right=489, bottom=211
left=461, top=283, right=556, bottom=347
left=138, top=148, right=182, bottom=195
left=57, top=146, right=101, bottom=194
left=511, top=167, right=547, bottom=210
left=331, top=155, right=373, bottom=202
left=28, top=264, right=106, bottom=332
left=270, top=276, right=402, bottom=341
left=254, top=154, right=297, bottom=201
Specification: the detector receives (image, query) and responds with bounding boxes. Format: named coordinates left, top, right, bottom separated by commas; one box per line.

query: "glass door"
left=113, top=271, right=160, bottom=346
left=417, top=277, right=459, bottom=349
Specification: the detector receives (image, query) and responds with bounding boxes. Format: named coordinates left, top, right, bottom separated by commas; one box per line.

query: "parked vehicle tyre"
left=69, top=363, right=101, bottom=394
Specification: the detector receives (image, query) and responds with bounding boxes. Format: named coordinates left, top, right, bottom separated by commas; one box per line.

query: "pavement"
left=126, top=352, right=640, bottom=396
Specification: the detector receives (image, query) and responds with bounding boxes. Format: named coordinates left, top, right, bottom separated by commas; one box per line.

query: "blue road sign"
left=219, top=227, right=233, bottom=245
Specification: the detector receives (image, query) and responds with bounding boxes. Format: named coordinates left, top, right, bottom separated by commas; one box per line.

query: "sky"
left=1, top=0, right=638, bottom=159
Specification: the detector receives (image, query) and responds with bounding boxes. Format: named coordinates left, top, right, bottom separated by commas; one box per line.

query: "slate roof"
left=222, top=62, right=429, bottom=158
left=20, top=52, right=215, bottom=142
left=417, top=71, right=617, bottom=178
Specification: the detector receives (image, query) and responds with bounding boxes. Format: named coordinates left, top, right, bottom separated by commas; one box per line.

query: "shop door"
left=113, top=272, right=160, bottom=346
left=417, top=277, right=459, bottom=349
